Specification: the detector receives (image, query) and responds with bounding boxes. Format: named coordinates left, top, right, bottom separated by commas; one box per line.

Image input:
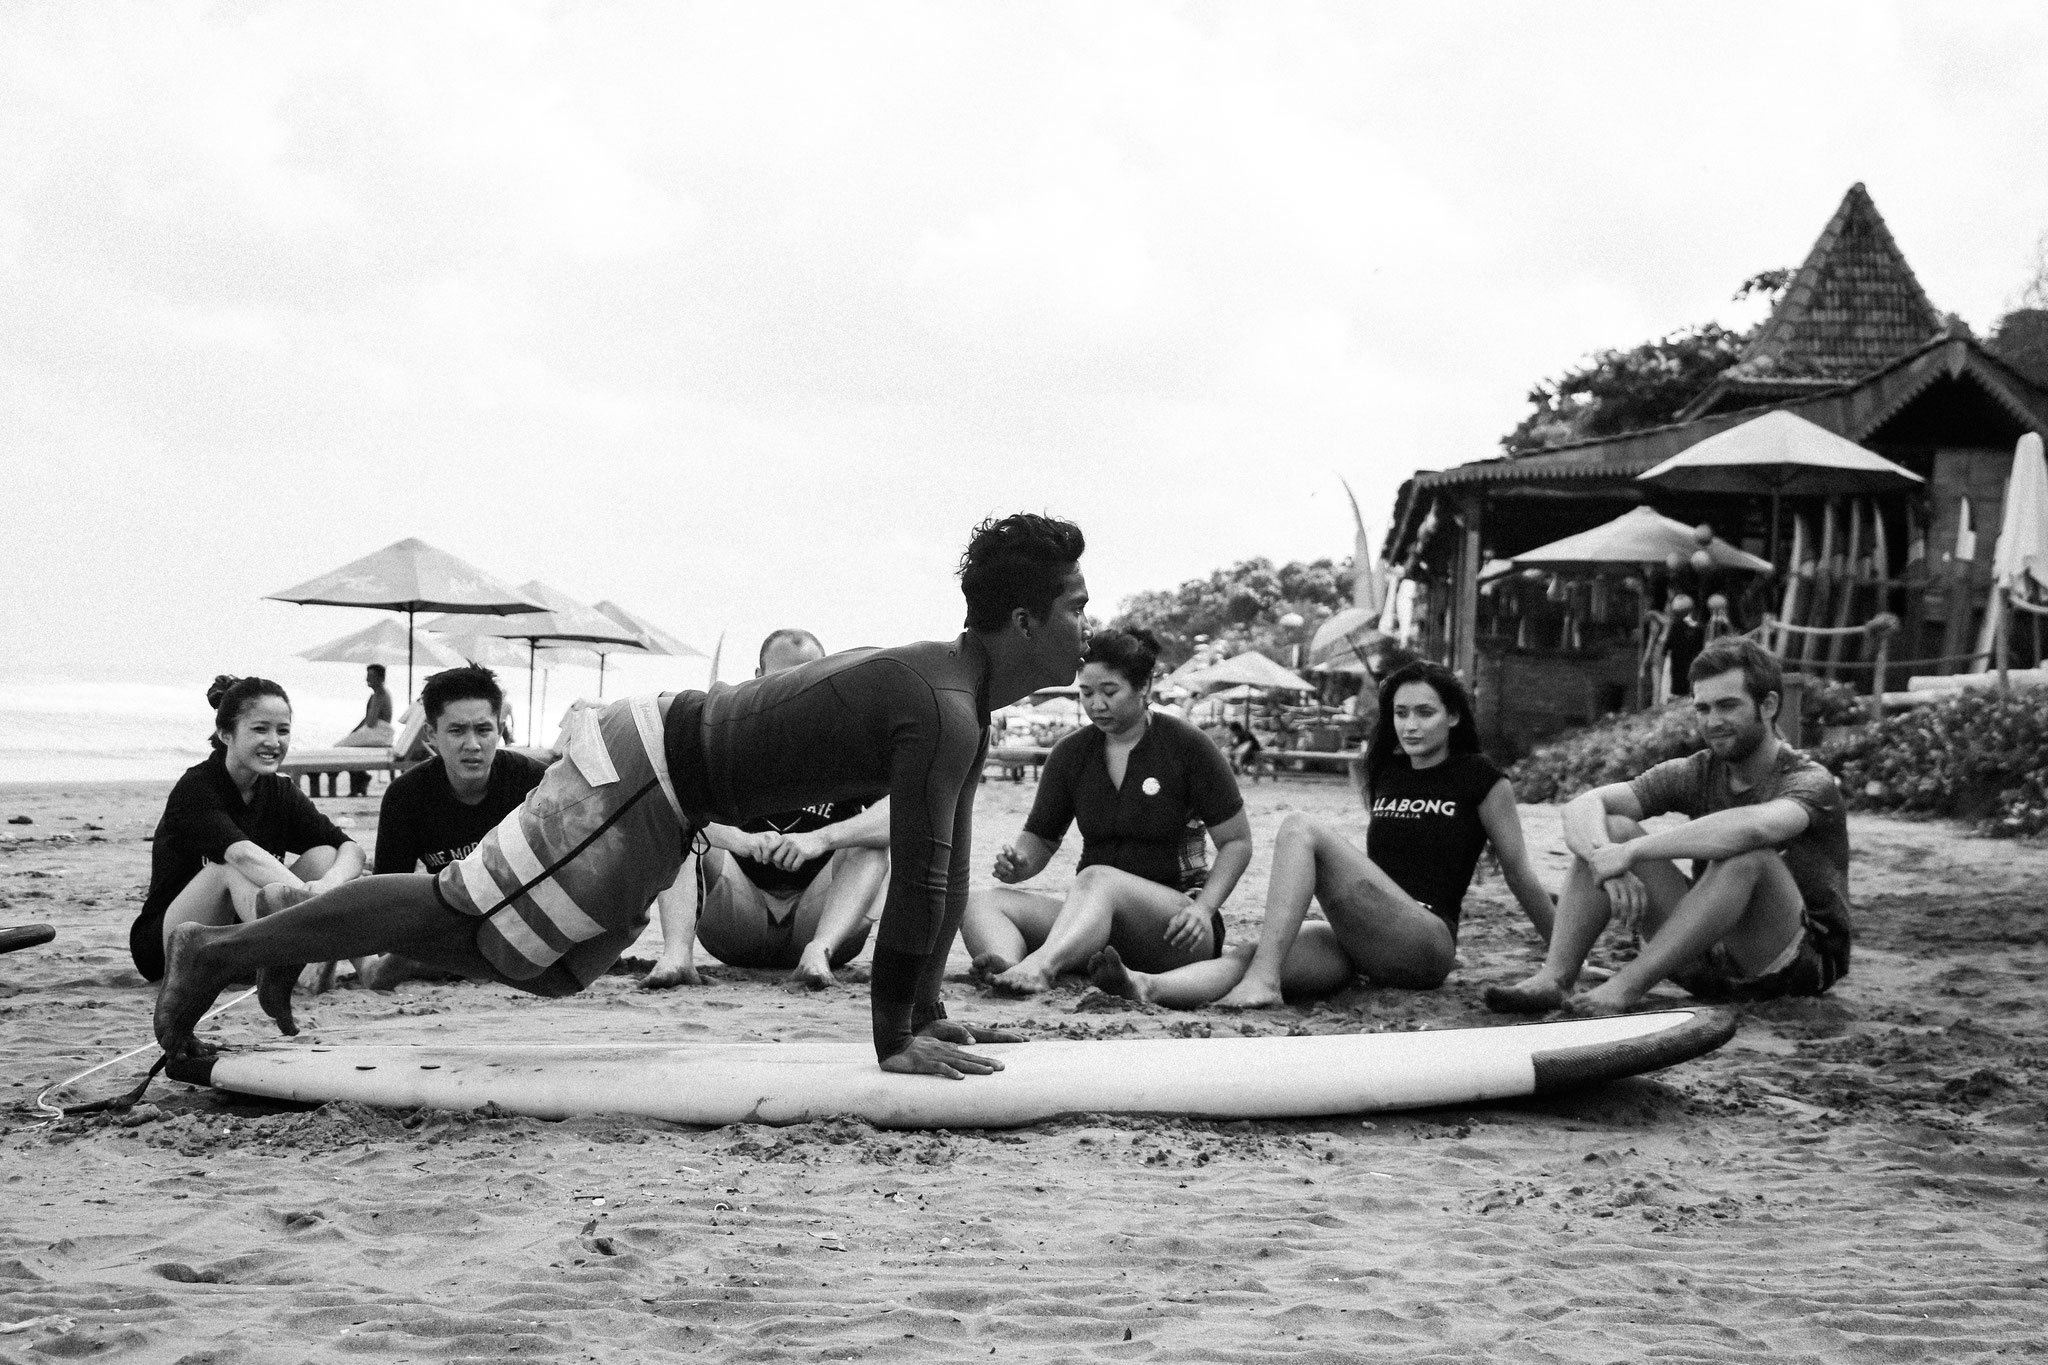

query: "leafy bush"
left=1823, top=686, right=2048, bottom=836
left=1802, top=679, right=1869, bottom=729
left=1509, top=700, right=1704, bottom=803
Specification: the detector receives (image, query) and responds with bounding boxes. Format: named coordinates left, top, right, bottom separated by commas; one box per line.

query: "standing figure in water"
left=1091, top=661, right=1555, bottom=1009
left=155, top=514, right=1090, bottom=1079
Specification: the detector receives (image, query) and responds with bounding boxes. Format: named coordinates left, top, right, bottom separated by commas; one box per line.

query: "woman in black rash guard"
left=153, top=515, right=1090, bottom=1081
left=1090, top=660, right=1554, bottom=1010
left=130, top=677, right=365, bottom=981
left=961, top=628, right=1253, bottom=996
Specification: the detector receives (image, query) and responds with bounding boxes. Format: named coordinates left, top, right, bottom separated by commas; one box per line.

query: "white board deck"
left=171, top=1008, right=1735, bottom=1129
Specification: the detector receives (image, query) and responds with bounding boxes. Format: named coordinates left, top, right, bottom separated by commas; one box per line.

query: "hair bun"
left=1124, top=626, right=1160, bottom=652
left=206, top=674, right=240, bottom=709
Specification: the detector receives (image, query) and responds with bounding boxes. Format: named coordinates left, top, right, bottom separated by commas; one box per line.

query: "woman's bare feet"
left=1214, top=977, right=1283, bottom=1011
left=989, top=961, right=1054, bottom=996
left=1085, top=946, right=1153, bottom=1003
left=786, top=942, right=838, bottom=991
left=1481, top=975, right=1569, bottom=1014
left=969, top=952, right=1015, bottom=983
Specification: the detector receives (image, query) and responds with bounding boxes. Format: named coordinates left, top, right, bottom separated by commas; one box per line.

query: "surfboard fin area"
left=165, top=1008, right=1736, bottom=1129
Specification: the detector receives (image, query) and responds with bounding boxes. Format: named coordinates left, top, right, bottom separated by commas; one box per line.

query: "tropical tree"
left=1501, top=269, right=1790, bottom=455
left=1113, top=556, right=1355, bottom=668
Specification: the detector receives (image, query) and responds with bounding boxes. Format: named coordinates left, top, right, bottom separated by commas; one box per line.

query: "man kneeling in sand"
left=643, top=629, right=889, bottom=991
left=154, top=512, right=1092, bottom=1079
left=1485, top=638, right=1850, bottom=1016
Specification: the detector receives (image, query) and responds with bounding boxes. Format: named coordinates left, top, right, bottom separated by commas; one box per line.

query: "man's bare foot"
left=1482, top=976, right=1569, bottom=1014
left=1086, top=947, right=1153, bottom=1004
left=154, top=923, right=234, bottom=1056
left=257, top=964, right=303, bottom=1035
left=639, top=961, right=704, bottom=990
left=786, top=944, right=836, bottom=992
left=1558, top=984, right=1639, bottom=1018
left=989, top=962, right=1054, bottom=996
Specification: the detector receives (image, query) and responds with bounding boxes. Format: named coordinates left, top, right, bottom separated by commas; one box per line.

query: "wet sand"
left=2, top=775, right=2044, bottom=1361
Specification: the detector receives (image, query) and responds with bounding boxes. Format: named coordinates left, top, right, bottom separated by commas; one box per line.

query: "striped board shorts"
left=435, top=694, right=694, bottom=989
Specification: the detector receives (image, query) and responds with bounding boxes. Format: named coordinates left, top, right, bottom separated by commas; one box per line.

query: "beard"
left=1707, top=720, right=1767, bottom=763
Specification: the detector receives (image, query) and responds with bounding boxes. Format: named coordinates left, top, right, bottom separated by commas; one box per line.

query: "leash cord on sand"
left=32, top=987, right=258, bottom=1121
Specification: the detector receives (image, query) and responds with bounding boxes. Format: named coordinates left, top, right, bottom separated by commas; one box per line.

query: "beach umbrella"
left=264, top=538, right=542, bottom=700
left=593, top=601, right=709, bottom=660
left=1970, top=433, right=2048, bottom=667
left=1510, top=506, right=1774, bottom=573
left=298, top=619, right=469, bottom=671
left=1307, top=605, right=1384, bottom=667
left=425, top=580, right=645, bottom=742
left=1173, top=651, right=1317, bottom=694
left=1636, top=410, right=1923, bottom=565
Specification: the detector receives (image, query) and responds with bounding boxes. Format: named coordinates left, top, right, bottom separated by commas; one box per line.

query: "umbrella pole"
left=528, top=641, right=538, bottom=745
left=1770, top=490, right=1782, bottom=574
left=598, top=654, right=606, bottom=699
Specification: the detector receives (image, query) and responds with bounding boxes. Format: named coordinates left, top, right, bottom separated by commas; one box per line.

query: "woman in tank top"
left=1088, top=660, right=1555, bottom=1009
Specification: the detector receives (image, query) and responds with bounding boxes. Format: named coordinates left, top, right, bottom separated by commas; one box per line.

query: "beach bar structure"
left=1381, top=184, right=2048, bottom=756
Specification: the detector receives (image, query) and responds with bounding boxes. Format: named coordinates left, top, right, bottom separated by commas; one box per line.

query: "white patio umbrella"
left=298, top=619, right=470, bottom=671
left=1636, top=410, right=1924, bottom=566
left=424, top=581, right=645, bottom=743
left=1973, top=433, right=2048, bottom=666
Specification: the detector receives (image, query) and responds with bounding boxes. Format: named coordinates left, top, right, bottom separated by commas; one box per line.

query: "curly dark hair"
left=958, top=513, right=1086, bottom=632
left=1362, top=660, right=1480, bottom=799
left=1082, top=627, right=1160, bottom=690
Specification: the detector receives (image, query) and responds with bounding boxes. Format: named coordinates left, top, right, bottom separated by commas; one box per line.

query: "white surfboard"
left=169, top=1009, right=1734, bottom=1129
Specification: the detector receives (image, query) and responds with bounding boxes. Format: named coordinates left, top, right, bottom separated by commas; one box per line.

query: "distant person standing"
left=1665, top=595, right=1706, bottom=697
left=336, top=664, right=396, bottom=796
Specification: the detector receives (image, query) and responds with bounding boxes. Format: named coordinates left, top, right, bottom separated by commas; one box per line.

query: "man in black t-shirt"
left=360, top=666, right=547, bottom=989
left=642, top=629, right=891, bottom=991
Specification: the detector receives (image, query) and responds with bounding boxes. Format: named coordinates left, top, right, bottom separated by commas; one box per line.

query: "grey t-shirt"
left=1629, top=745, right=1852, bottom=970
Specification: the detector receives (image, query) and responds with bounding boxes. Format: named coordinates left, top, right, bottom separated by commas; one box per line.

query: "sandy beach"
left=2, top=773, right=2045, bottom=1362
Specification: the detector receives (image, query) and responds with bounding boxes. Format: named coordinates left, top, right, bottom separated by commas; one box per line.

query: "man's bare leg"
left=789, top=847, right=888, bottom=990
left=1571, top=849, right=1803, bottom=1014
left=157, top=874, right=509, bottom=1056
left=1486, top=816, right=1689, bottom=1013
left=641, top=867, right=704, bottom=989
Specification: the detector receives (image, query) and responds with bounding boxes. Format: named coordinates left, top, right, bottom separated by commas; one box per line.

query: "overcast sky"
left=8, top=1, right=2048, bottom=714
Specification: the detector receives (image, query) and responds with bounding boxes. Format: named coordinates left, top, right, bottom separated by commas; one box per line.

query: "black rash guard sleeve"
left=874, top=672, right=986, bottom=958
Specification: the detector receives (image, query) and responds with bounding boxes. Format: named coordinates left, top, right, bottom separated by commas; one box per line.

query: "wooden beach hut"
left=1380, top=183, right=2048, bottom=756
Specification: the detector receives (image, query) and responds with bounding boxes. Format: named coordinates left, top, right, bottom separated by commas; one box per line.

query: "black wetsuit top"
left=131, top=749, right=350, bottom=981
left=665, top=636, right=991, bottom=1058
left=1025, top=713, right=1243, bottom=892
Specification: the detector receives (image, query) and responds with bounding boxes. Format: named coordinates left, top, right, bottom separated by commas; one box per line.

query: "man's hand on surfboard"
left=919, top=1019, right=1024, bottom=1046
left=882, top=1034, right=1006, bottom=1080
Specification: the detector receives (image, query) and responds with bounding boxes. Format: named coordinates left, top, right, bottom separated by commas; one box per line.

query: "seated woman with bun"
left=961, top=628, right=1253, bottom=995
left=128, top=677, right=365, bottom=982
left=1090, top=660, right=1554, bottom=1009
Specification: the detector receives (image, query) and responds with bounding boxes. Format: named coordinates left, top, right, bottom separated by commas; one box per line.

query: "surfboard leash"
left=32, top=987, right=257, bottom=1122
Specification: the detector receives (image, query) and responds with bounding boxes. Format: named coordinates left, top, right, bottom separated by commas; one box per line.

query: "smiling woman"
left=128, top=676, right=365, bottom=981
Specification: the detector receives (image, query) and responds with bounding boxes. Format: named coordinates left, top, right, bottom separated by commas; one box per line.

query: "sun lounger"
left=984, top=744, right=1050, bottom=782
left=280, top=748, right=402, bottom=797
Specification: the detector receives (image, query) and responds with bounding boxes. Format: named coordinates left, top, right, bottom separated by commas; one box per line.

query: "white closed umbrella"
left=1974, top=433, right=2048, bottom=668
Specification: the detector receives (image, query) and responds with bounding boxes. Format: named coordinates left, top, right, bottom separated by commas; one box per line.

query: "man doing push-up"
left=156, top=513, right=1090, bottom=1079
